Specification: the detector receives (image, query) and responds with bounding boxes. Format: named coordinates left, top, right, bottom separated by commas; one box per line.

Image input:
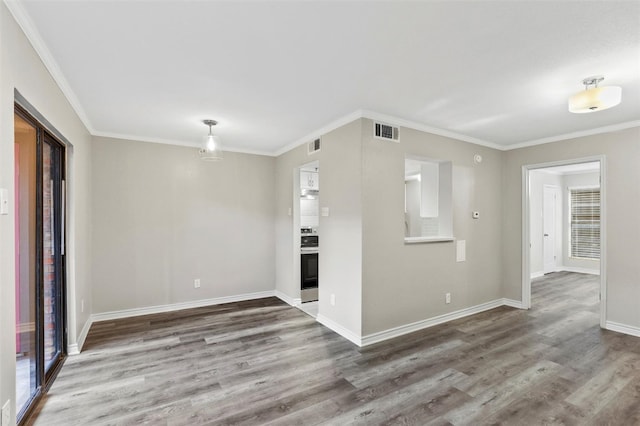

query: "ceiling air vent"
left=374, top=122, right=400, bottom=142
left=308, top=138, right=321, bottom=155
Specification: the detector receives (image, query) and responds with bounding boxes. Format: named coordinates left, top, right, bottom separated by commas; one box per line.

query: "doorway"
left=14, top=105, right=67, bottom=423
left=523, top=157, right=605, bottom=327
left=295, top=161, right=320, bottom=318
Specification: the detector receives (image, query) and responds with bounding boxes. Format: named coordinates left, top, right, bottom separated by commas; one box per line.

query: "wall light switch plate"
left=0, top=188, right=8, bottom=215
left=456, top=240, right=466, bottom=262
left=321, top=207, right=329, bottom=217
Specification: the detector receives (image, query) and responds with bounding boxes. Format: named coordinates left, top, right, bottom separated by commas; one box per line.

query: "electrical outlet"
left=194, top=279, right=201, bottom=289
left=445, top=293, right=451, bottom=304
left=2, top=400, right=10, bottom=426
left=330, top=294, right=336, bottom=306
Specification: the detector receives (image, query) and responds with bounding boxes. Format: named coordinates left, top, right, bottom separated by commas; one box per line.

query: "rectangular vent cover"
left=308, top=138, right=321, bottom=154
left=374, top=122, right=400, bottom=142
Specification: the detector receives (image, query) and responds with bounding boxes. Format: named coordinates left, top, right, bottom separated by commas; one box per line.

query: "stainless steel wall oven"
left=301, top=235, right=318, bottom=302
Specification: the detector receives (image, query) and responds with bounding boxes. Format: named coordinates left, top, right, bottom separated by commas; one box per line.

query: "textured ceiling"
left=10, top=0, right=640, bottom=154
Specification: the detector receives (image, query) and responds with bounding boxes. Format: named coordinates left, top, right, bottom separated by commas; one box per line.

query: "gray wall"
left=275, top=143, right=308, bottom=303
left=274, top=120, right=363, bottom=337
left=503, top=127, right=640, bottom=329
left=316, top=120, right=363, bottom=336
left=0, top=3, right=93, bottom=423
left=92, top=137, right=275, bottom=313
left=361, top=119, right=504, bottom=336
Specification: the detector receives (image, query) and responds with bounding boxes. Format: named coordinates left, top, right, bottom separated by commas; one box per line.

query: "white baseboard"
left=605, top=321, right=640, bottom=338
left=67, top=344, right=79, bottom=356
left=70, top=293, right=533, bottom=354
left=91, top=290, right=276, bottom=323
left=360, top=298, right=513, bottom=347
left=530, top=271, right=544, bottom=279
left=502, top=298, right=525, bottom=309
left=275, top=290, right=301, bottom=307
left=316, top=314, right=361, bottom=346
left=560, top=266, right=600, bottom=275
left=68, top=317, right=93, bottom=355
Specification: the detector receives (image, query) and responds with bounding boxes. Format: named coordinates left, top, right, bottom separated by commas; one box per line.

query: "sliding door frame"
left=15, top=103, right=67, bottom=425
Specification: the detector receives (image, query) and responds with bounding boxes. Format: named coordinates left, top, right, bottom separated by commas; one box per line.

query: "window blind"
left=570, top=188, right=600, bottom=259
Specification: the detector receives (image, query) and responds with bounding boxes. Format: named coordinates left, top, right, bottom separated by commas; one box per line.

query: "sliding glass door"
left=14, top=105, right=66, bottom=423
left=14, top=110, right=38, bottom=419
left=42, top=133, right=65, bottom=375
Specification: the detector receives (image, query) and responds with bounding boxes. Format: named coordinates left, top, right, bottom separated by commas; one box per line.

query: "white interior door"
left=543, top=186, right=558, bottom=274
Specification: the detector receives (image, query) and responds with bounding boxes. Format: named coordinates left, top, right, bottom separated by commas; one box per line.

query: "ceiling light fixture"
left=200, top=119, right=223, bottom=161
left=568, top=76, right=621, bottom=113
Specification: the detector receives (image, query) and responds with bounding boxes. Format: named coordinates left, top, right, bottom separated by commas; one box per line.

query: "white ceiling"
left=10, top=1, right=640, bottom=155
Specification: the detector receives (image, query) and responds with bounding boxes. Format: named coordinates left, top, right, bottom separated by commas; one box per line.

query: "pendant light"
left=200, top=119, right=223, bottom=161
left=568, top=76, right=621, bottom=113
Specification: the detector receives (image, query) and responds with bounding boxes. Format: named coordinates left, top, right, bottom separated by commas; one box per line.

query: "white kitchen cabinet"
left=300, top=171, right=319, bottom=190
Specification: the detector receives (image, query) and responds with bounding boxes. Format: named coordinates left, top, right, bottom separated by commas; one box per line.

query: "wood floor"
left=29, top=272, right=640, bottom=425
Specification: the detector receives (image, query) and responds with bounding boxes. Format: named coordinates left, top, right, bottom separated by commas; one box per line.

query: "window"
left=570, top=188, right=600, bottom=259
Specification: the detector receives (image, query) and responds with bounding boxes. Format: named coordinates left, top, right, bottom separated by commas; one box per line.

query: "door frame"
left=522, top=155, right=606, bottom=328
left=542, top=184, right=560, bottom=275
left=15, top=90, right=80, bottom=359
left=292, top=161, right=320, bottom=307
left=14, top=102, right=68, bottom=424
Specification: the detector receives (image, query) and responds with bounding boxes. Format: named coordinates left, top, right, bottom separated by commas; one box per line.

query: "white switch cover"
left=287, top=207, right=292, bottom=216
left=330, top=294, right=336, bottom=306
left=321, top=207, right=329, bottom=217
left=456, top=240, right=466, bottom=262
left=1, top=400, right=10, bottom=426
left=0, top=188, right=8, bottom=215
left=194, top=279, right=201, bottom=288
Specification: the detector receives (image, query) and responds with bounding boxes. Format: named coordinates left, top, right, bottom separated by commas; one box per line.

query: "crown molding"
left=4, top=0, right=95, bottom=133
left=272, top=110, right=364, bottom=156
left=93, top=131, right=274, bottom=157
left=504, top=120, right=640, bottom=151
left=272, top=109, right=503, bottom=157
left=273, top=111, right=640, bottom=156
left=359, top=109, right=503, bottom=150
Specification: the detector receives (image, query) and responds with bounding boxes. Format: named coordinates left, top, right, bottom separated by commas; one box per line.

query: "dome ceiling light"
left=568, top=76, right=622, bottom=113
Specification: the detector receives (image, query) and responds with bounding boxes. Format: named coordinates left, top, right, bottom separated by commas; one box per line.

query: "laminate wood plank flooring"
left=28, top=272, right=640, bottom=425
